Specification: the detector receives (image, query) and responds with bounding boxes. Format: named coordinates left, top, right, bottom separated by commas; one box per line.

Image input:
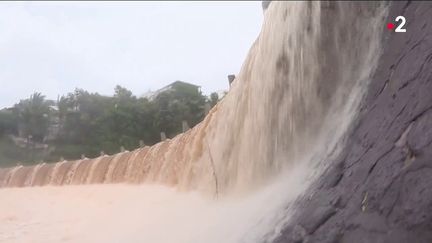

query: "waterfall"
left=25, top=162, right=45, bottom=186
left=0, top=2, right=387, bottom=194
left=0, top=3, right=388, bottom=242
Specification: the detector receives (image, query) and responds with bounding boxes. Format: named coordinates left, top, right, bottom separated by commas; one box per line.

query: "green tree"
left=209, top=92, right=219, bottom=108
left=15, top=93, right=50, bottom=142
left=153, top=83, right=206, bottom=138
left=0, top=108, right=18, bottom=137
left=0, top=82, right=213, bottom=165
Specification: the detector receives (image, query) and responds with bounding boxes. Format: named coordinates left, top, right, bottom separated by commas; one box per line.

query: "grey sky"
left=0, top=1, right=262, bottom=108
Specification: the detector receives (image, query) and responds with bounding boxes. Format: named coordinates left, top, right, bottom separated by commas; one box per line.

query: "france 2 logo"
left=387, top=16, right=407, bottom=33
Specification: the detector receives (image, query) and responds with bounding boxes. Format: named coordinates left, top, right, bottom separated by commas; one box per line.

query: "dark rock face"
left=274, top=2, right=432, bottom=243
left=262, top=1, right=271, bottom=12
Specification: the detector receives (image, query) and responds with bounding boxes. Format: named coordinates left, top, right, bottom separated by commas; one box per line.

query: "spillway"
left=0, top=2, right=393, bottom=243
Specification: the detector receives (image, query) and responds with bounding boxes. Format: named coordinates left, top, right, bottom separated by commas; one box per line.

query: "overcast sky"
left=0, top=1, right=263, bottom=108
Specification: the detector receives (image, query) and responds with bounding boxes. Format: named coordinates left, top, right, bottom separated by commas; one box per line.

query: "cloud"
left=0, top=2, right=262, bottom=108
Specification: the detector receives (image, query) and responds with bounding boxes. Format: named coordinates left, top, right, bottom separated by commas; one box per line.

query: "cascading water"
left=0, top=2, right=388, bottom=243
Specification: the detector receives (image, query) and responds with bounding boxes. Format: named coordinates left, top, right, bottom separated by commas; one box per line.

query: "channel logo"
left=387, top=16, right=407, bottom=32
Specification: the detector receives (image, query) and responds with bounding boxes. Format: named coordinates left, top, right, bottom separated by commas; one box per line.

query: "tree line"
left=0, top=83, right=220, bottom=167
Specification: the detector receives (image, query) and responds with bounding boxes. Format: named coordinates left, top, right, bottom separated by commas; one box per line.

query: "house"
left=142, top=81, right=201, bottom=101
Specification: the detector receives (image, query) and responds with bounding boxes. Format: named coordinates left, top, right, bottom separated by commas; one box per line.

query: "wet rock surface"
left=274, top=2, right=432, bottom=243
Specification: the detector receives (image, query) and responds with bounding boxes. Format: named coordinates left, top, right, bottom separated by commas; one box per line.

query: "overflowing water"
left=0, top=2, right=388, bottom=243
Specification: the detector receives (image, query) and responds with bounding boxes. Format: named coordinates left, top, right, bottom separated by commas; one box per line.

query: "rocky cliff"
left=274, top=2, right=432, bottom=242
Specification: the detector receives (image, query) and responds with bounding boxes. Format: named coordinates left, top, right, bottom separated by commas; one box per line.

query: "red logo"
left=387, top=23, right=395, bottom=30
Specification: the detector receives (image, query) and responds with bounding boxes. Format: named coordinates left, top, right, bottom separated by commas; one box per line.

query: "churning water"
left=0, top=2, right=388, bottom=243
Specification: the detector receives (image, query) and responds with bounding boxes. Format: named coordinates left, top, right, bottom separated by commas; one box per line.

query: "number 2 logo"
left=395, top=16, right=406, bottom=33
